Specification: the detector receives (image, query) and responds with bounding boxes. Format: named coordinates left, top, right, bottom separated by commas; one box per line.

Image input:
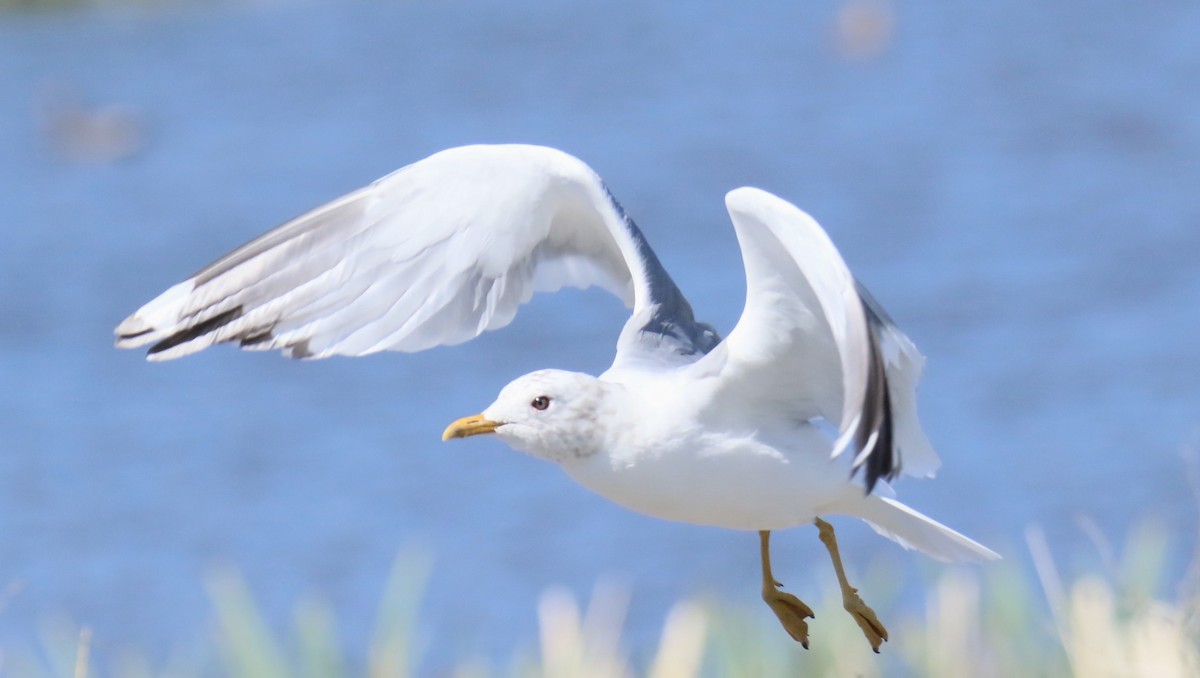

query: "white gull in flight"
left=115, top=144, right=998, bottom=651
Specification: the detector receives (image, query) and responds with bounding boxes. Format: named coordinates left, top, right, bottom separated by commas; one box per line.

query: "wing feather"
left=115, top=145, right=698, bottom=362
left=700, top=187, right=939, bottom=490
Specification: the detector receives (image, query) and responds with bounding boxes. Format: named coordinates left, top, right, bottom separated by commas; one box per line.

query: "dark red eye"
left=531, top=396, right=551, bottom=411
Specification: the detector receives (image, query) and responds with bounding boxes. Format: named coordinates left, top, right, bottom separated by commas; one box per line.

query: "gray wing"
left=115, top=144, right=717, bottom=366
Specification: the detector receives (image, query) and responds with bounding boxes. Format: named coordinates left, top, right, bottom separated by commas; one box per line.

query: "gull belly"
left=560, top=420, right=854, bottom=531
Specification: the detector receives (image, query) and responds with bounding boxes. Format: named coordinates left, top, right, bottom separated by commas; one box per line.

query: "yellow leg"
left=758, top=530, right=815, bottom=648
left=815, top=517, right=889, bottom=653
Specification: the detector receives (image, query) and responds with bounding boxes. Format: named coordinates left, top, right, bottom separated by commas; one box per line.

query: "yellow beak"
left=442, top=413, right=502, bottom=441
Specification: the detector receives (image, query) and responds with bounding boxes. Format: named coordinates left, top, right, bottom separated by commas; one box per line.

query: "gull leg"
left=815, top=517, right=888, bottom=653
left=758, top=530, right=815, bottom=648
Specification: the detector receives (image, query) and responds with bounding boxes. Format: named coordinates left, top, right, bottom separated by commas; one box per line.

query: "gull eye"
left=530, top=396, right=551, bottom=411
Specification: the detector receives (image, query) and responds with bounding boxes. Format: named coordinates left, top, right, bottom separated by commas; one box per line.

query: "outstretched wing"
left=696, top=187, right=938, bottom=492
left=115, top=144, right=716, bottom=364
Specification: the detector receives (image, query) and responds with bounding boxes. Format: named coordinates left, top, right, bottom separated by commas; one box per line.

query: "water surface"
left=1, top=0, right=1197, bottom=669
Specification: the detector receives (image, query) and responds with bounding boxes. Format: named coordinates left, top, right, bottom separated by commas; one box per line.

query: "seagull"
left=115, top=144, right=998, bottom=651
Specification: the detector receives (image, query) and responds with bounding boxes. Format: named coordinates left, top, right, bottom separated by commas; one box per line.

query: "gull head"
left=442, top=369, right=616, bottom=463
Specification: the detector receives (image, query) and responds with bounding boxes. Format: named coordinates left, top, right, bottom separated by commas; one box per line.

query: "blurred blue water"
left=1, top=0, right=1198, bottom=671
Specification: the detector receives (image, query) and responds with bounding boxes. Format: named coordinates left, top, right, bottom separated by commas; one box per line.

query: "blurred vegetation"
left=2, top=523, right=1197, bottom=677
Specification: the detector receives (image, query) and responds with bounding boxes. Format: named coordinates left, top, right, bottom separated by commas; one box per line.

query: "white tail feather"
left=838, top=495, right=999, bottom=563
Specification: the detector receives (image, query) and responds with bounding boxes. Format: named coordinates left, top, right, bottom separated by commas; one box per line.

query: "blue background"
left=1, top=0, right=1198, bottom=671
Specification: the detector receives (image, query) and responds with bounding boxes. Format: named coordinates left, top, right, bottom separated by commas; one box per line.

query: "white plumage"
left=117, top=144, right=996, bottom=649
left=117, top=146, right=647, bottom=361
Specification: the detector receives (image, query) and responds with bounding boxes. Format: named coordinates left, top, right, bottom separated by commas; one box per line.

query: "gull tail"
left=838, top=495, right=999, bottom=563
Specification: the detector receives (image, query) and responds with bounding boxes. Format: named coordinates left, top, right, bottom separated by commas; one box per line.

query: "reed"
left=5, top=521, right=1195, bottom=677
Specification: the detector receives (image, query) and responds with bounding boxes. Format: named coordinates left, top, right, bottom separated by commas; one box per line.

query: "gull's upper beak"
left=442, top=413, right=502, bottom=441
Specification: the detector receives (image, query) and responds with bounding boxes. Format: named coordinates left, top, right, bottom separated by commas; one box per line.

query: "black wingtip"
left=118, top=327, right=154, bottom=342
left=856, top=299, right=900, bottom=495
left=239, top=328, right=274, bottom=347
left=861, top=358, right=896, bottom=494
left=147, top=306, right=243, bottom=356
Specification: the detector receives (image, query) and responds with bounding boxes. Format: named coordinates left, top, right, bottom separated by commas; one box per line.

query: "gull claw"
left=762, top=587, right=816, bottom=649
left=843, top=588, right=888, bottom=653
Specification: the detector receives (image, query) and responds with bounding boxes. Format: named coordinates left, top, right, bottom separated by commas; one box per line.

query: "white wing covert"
left=115, top=145, right=717, bottom=364
left=699, top=188, right=938, bottom=491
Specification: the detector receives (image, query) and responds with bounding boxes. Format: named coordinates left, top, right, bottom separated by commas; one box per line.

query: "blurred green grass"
left=5, top=522, right=1198, bottom=678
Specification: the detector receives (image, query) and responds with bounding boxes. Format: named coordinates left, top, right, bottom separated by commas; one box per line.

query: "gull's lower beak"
left=442, top=413, right=502, bottom=441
